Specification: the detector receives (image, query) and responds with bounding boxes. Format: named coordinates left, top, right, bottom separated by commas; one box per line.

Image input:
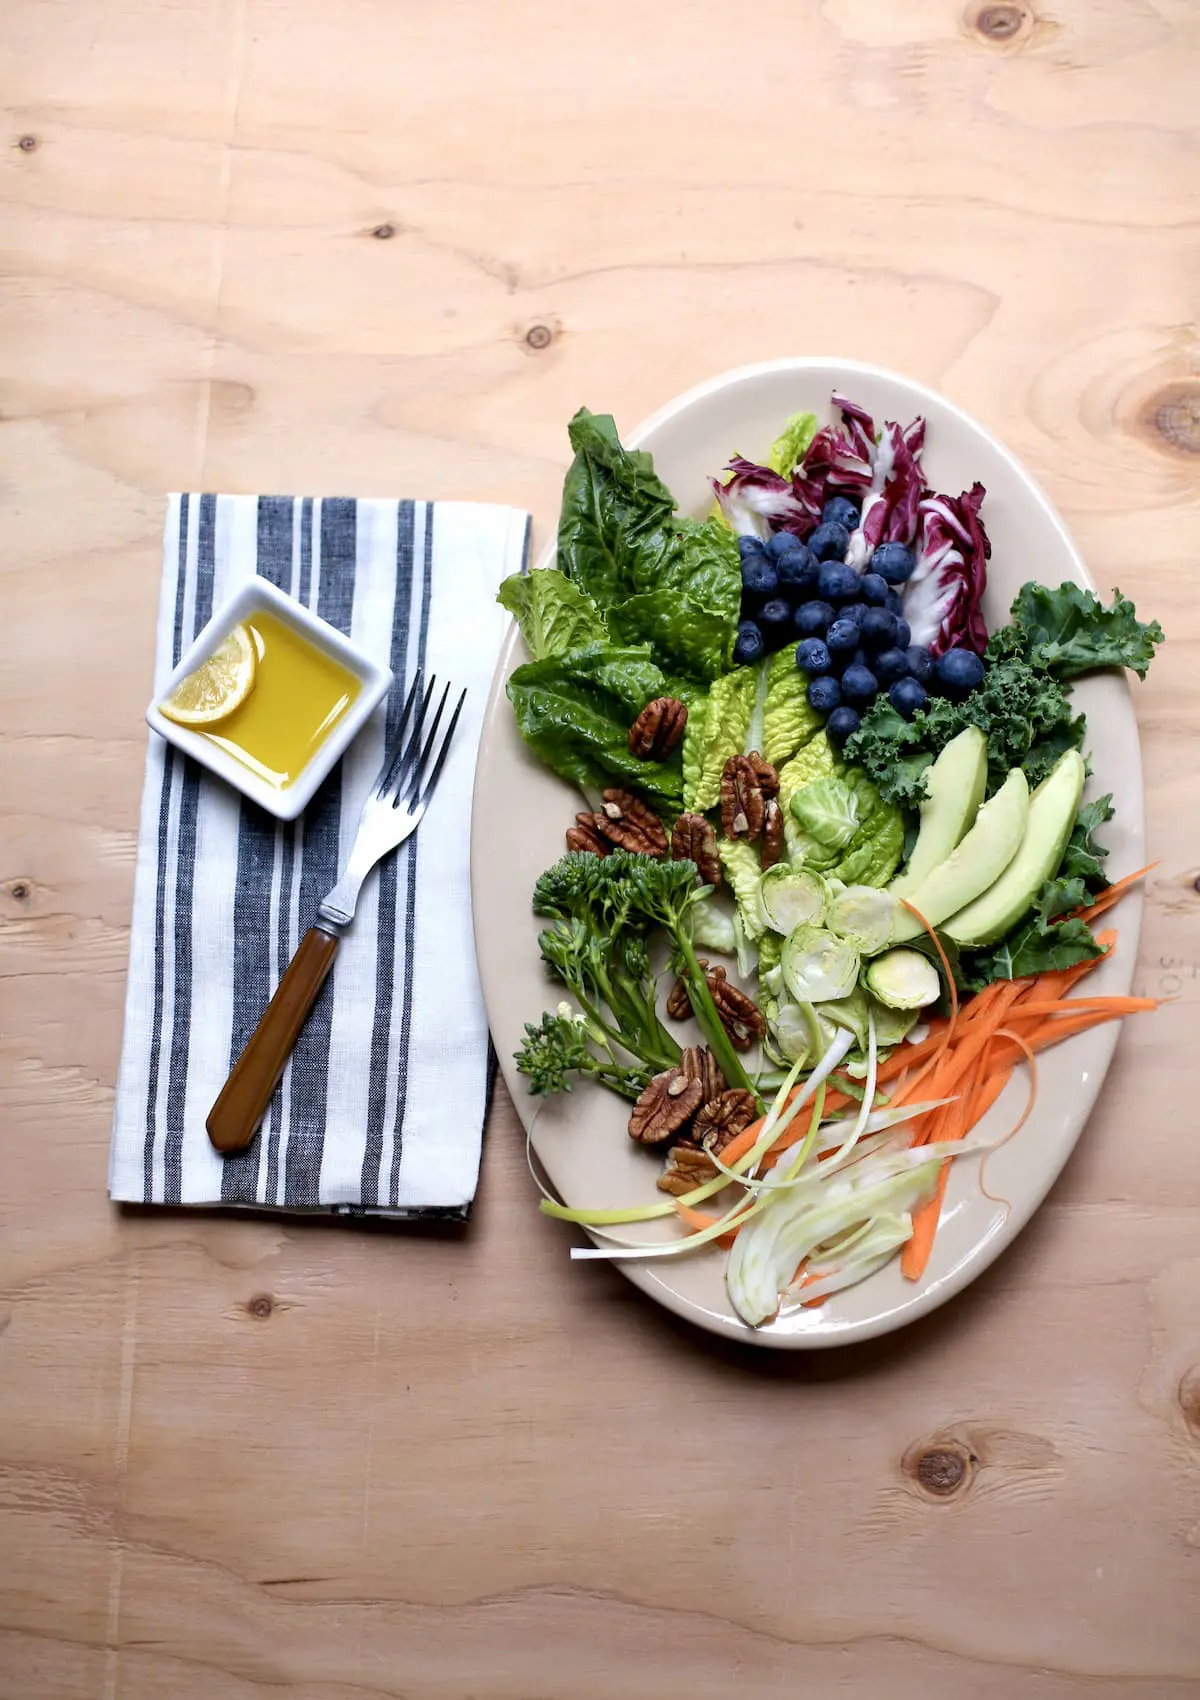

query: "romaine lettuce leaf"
left=833, top=775, right=905, bottom=888
left=767, top=412, right=819, bottom=479
left=682, top=666, right=759, bottom=811
left=777, top=733, right=843, bottom=857
left=718, top=839, right=766, bottom=944
left=506, top=642, right=684, bottom=811
left=497, top=569, right=607, bottom=661
left=762, top=646, right=823, bottom=769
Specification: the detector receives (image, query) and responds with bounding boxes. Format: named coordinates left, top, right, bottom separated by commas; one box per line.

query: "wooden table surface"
left=3, top=2, right=1199, bottom=1695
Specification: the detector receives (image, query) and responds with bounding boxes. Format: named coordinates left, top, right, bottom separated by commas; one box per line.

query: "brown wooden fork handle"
left=207, top=924, right=340, bottom=1154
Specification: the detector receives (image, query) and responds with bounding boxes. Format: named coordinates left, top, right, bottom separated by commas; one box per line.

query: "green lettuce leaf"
left=556, top=409, right=741, bottom=683
left=497, top=568, right=607, bottom=662
left=767, top=412, right=819, bottom=478
left=682, top=666, right=758, bottom=810
left=557, top=409, right=676, bottom=607
left=1000, top=582, right=1164, bottom=681
left=506, top=642, right=683, bottom=811
left=791, top=777, right=860, bottom=849
left=833, top=773, right=905, bottom=887
left=718, top=839, right=766, bottom=944
left=762, top=646, right=824, bottom=769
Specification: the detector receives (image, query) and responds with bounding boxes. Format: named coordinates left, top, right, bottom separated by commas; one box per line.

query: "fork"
left=206, top=672, right=466, bottom=1154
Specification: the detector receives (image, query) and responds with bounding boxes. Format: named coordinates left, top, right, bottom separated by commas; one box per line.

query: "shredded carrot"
left=1003, top=995, right=1158, bottom=1020
left=1075, top=862, right=1157, bottom=924
left=673, top=1199, right=742, bottom=1246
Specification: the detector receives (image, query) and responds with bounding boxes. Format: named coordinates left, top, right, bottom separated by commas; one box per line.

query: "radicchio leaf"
left=711, top=456, right=819, bottom=540
left=847, top=416, right=926, bottom=568
left=902, top=482, right=991, bottom=658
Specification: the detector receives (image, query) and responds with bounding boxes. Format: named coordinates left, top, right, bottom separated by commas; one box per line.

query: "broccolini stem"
left=673, top=933, right=760, bottom=1106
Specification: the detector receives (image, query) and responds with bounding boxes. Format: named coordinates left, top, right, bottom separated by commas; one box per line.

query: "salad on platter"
left=496, top=394, right=1164, bottom=1329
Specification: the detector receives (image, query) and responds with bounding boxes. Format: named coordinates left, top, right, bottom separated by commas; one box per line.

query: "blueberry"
left=807, top=675, right=842, bottom=715
left=822, top=496, right=861, bottom=532
left=872, top=542, right=917, bottom=584
left=860, top=607, right=899, bottom=650
left=841, top=663, right=879, bottom=706
left=740, top=556, right=778, bottom=607
left=826, top=705, right=862, bottom=748
left=840, top=599, right=867, bottom=628
left=737, top=535, right=767, bottom=562
left=733, top=620, right=765, bottom=666
left=758, top=598, right=794, bottom=650
left=885, top=589, right=904, bottom=615
left=796, top=637, right=833, bottom=675
left=936, top=646, right=986, bottom=694
left=905, top=645, right=934, bottom=685
left=874, top=647, right=911, bottom=686
left=817, top=562, right=860, bottom=605
left=809, top=521, right=851, bottom=563
left=825, top=617, right=859, bottom=658
left=889, top=677, right=928, bottom=719
left=893, top=616, right=911, bottom=651
left=775, top=542, right=818, bottom=595
left=767, top=530, right=801, bottom=562
left=851, top=647, right=869, bottom=670
left=795, top=599, right=835, bottom=637
left=860, top=572, right=889, bottom=607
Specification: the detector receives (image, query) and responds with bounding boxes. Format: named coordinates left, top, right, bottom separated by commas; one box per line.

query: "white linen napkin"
left=110, top=494, right=529, bottom=1217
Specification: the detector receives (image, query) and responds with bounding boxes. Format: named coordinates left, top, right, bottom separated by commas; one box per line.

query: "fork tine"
left=375, top=670, right=423, bottom=797
left=413, top=688, right=467, bottom=806
left=399, top=681, right=451, bottom=806
left=382, top=672, right=435, bottom=799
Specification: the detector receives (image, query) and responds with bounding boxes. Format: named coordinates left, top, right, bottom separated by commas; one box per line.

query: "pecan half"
left=657, top=1141, right=718, bottom=1195
left=760, top=797, right=785, bottom=869
left=628, top=1067, right=703, bottom=1145
left=707, top=972, right=767, bottom=1052
left=746, top=751, right=780, bottom=799
left=565, top=812, right=610, bottom=856
left=628, top=696, right=688, bottom=760
left=680, top=1044, right=727, bottom=1104
left=720, top=755, right=765, bottom=842
left=670, top=811, right=721, bottom=887
left=665, top=959, right=710, bottom=1023
left=596, top=788, right=668, bottom=858
left=694, top=1088, right=758, bottom=1147
left=657, top=1092, right=754, bottom=1194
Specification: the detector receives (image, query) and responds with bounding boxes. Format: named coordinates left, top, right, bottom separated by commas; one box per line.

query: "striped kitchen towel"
left=110, top=493, right=529, bottom=1217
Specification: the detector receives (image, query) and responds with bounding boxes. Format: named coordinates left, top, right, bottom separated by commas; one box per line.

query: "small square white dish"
left=146, top=577, right=393, bottom=821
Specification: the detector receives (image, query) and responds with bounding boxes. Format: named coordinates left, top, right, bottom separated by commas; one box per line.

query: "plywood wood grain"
left=2, top=1, right=1198, bottom=1695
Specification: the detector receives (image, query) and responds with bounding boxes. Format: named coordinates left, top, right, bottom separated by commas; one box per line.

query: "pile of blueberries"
left=732, top=495, right=985, bottom=749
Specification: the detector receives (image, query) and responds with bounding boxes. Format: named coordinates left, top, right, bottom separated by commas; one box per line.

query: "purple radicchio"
left=846, top=416, right=926, bottom=568
left=901, top=482, right=991, bottom=657
left=793, top=392, right=877, bottom=516
left=711, top=456, right=819, bottom=541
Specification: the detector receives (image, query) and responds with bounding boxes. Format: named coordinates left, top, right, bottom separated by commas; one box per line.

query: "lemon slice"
left=160, top=623, right=257, bottom=727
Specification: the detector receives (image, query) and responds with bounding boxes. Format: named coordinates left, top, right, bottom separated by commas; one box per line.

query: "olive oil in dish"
left=197, top=611, right=361, bottom=790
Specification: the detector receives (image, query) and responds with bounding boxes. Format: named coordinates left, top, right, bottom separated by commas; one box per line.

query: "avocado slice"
left=943, top=750, right=1086, bottom=948
left=890, top=727, right=988, bottom=898
left=889, top=768, right=1030, bottom=944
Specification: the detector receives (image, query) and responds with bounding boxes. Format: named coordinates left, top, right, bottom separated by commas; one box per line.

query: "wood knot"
left=247, top=1294, right=274, bottom=1320
left=1138, top=382, right=1200, bottom=458
left=967, top=2, right=1030, bottom=41
left=17, top=134, right=38, bottom=152
left=7, top=879, right=31, bottom=904
left=371, top=223, right=396, bottom=241
left=1179, top=1366, right=1200, bottom=1438
left=903, top=1437, right=977, bottom=1499
left=524, top=323, right=554, bottom=351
